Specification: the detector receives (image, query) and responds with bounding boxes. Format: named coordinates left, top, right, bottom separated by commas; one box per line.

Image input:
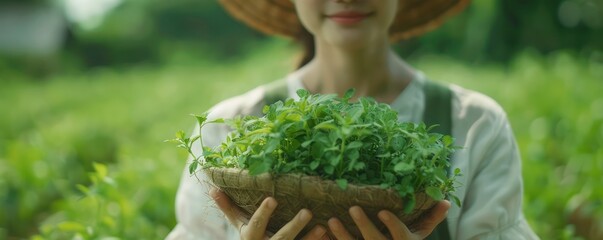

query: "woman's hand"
left=327, top=201, right=451, bottom=240
left=210, top=187, right=329, bottom=240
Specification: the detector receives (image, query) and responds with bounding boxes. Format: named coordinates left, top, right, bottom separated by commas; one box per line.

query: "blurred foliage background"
left=0, top=0, right=601, bottom=239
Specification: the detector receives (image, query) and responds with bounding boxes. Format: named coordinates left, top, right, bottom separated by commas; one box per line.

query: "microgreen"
left=170, top=89, right=461, bottom=211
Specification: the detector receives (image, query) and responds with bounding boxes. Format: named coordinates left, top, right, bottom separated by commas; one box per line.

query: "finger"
left=348, top=206, right=387, bottom=240
left=378, top=210, right=412, bottom=240
left=272, top=209, right=313, bottom=239
left=210, top=187, right=244, bottom=227
left=328, top=217, right=354, bottom=240
left=244, top=197, right=278, bottom=239
left=300, top=225, right=328, bottom=240
left=414, top=200, right=451, bottom=238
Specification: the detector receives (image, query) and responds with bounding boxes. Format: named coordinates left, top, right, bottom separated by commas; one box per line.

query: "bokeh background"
left=0, top=0, right=602, bottom=239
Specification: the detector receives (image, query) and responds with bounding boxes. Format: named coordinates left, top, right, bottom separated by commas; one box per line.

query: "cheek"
left=294, top=3, right=323, bottom=35
left=383, top=1, right=399, bottom=27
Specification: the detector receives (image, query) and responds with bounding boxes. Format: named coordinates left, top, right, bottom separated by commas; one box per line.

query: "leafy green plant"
left=170, top=89, right=461, bottom=211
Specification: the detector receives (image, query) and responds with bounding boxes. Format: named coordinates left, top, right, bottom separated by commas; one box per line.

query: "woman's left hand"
left=327, top=200, right=451, bottom=240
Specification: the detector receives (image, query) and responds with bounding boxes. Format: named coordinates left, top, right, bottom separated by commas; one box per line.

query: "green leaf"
left=285, top=113, right=302, bottom=121
left=176, top=130, right=186, bottom=140
left=208, top=118, right=225, bottom=124
left=189, top=135, right=200, bottom=145
left=451, top=195, right=462, bottom=207
left=443, top=135, right=453, bottom=146
left=248, top=160, right=271, bottom=175
left=202, top=146, right=213, bottom=157
left=296, top=89, right=309, bottom=98
left=347, top=149, right=360, bottom=162
left=426, top=186, right=444, bottom=201
left=346, top=105, right=364, bottom=122
left=164, top=138, right=180, bottom=144
left=324, top=165, right=334, bottom=174
left=434, top=168, right=448, bottom=182
left=383, top=172, right=395, bottom=182
left=301, top=140, right=313, bottom=148
left=353, top=162, right=365, bottom=170
left=394, top=162, right=414, bottom=173
left=189, top=161, right=199, bottom=174
left=343, top=88, right=355, bottom=101
left=314, top=121, right=337, bottom=130
left=403, top=197, right=416, bottom=214
left=347, top=141, right=363, bottom=149
left=193, top=113, right=209, bottom=126
left=329, top=156, right=340, bottom=166
left=310, top=161, right=320, bottom=170
left=336, top=178, right=348, bottom=190
left=341, top=127, right=352, bottom=136
left=311, top=144, right=325, bottom=158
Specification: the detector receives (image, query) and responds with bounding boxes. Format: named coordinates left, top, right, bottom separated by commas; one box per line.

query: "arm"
left=166, top=123, right=232, bottom=240
left=444, top=86, right=540, bottom=239
left=454, top=115, right=539, bottom=240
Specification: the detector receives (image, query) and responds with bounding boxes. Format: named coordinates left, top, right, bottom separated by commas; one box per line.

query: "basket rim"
left=201, top=167, right=436, bottom=211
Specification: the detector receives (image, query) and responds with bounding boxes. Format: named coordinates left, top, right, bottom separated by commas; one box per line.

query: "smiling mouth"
left=327, top=11, right=373, bottom=25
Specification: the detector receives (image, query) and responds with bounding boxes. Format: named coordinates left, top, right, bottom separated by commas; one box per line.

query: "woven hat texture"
left=204, top=167, right=436, bottom=238
left=218, top=0, right=471, bottom=41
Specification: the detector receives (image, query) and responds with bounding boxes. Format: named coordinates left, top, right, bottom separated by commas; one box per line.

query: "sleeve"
left=165, top=121, right=235, bottom=240
left=454, top=108, right=540, bottom=240
left=166, top=87, right=266, bottom=240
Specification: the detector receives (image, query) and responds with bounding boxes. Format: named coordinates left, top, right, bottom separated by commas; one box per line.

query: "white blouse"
left=166, top=72, right=540, bottom=240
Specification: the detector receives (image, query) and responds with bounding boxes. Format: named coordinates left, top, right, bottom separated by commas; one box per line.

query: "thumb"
left=210, top=187, right=245, bottom=227
left=415, top=200, right=451, bottom=238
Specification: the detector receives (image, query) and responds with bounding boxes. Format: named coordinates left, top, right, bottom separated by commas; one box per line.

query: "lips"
left=327, top=11, right=372, bottom=25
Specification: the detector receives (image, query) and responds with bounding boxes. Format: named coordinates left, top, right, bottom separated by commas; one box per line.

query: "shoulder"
left=206, top=86, right=267, bottom=120
left=206, top=77, right=294, bottom=120
left=449, top=84, right=509, bottom=130
left=196, top=86, right=268, bottom=148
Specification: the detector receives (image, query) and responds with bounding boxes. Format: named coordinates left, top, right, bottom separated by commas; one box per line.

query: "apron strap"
left=423, top=79, right=453, bottom=240
left=263, top=79, right=289, bottom=107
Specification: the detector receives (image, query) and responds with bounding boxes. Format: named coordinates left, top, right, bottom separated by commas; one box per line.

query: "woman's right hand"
left=210, top=187, right=329, bottom=240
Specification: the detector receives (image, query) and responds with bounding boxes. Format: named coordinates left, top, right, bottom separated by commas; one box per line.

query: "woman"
left=167, top=0, right=540, bottom=239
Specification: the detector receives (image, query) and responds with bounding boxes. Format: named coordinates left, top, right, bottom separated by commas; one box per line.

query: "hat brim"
left=219, top=0, right=471, bottom=42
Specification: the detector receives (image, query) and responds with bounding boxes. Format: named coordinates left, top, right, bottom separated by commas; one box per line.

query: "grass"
left=0, top=40, right=601, bottom=239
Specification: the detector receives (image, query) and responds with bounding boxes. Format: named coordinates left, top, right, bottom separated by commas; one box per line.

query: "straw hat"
left=218, top=0, right=471, bottom=41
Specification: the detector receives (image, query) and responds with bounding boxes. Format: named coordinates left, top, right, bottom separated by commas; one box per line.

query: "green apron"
left=262, top=79, right=452, bottom=240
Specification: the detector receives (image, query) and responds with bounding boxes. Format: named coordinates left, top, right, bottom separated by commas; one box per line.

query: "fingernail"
left=298, top=209, right=311, bottom=222
left=349, top=206, right=361, bottom=220
left=209, top=188, right=218, bottom=199
left=265, top=197, right=277, bottom=209
left=379, top=211, right=390, bottom=221
left=313, top=226, right=326, bottom=237
left=328, top=218, right=340, bottom=231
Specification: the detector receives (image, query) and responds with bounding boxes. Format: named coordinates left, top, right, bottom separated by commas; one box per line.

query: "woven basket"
left=203, top=167, right=436, bottom=238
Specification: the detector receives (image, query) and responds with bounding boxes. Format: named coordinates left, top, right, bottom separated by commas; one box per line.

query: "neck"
left=299, top=39, right=415, bottom=102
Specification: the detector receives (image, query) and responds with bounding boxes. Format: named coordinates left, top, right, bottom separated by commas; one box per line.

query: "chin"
left=326, top=33, right=377, bottom=50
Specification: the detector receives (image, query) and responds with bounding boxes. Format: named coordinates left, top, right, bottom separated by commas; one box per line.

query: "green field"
left=1, top=41, right=601, bottom=239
